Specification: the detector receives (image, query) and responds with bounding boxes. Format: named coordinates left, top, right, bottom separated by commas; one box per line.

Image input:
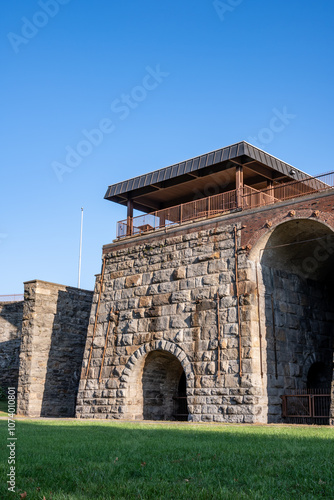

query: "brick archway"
left=119, top=340, right=194, bottom=420
left=246, top=212, right=334, bottom=256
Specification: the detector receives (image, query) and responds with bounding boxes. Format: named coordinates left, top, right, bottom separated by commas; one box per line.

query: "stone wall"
left=76, top=191, right=334, bottom=424
left=0, top=301, right=23, bottom=391
left=17, top=280, right=93, bottom=417
left=262, top=267, right=333, bottom=422
left=76, top=222, right=265, bottom=423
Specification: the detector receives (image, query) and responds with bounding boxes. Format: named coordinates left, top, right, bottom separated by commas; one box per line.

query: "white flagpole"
left=78, top=207, right=84, bottom=288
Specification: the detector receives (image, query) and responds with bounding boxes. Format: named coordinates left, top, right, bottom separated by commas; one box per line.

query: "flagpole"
left=78, top=207, right=83, bottom=288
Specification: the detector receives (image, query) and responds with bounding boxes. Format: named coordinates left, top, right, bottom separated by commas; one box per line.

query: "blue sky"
left=1, top=0, right=333, bottom=294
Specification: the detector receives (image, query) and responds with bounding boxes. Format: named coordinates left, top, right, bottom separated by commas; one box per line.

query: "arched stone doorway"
left=120, top=341, right=193, bottom=421
left=250, top=218, right=334, bottom=423
left=142, top=351, right=189, bottom=421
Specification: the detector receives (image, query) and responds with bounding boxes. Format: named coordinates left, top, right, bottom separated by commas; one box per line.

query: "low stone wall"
left=0, top=301, right=23, bottom=391
left=17, top=280, right=93, bottom=417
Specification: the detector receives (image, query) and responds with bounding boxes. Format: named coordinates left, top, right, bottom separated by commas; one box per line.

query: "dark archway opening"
left=259, top=219, right=334, bottom=424
left=307, top=362, right=331, bottom=390
left=142, top=350, right=189, bottom=421
left=173, top=371, right=189, bottom=421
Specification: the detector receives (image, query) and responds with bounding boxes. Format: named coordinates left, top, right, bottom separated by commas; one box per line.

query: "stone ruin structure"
left=1, top=142, right=334, bottom=424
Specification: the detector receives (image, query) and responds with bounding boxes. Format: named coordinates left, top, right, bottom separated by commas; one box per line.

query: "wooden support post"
left=127, top=199, right=133, bottom=236
left=236, top=165, right=244, bottom=208
left=267, top=179, right=274, bottom=199
left=160, top=211, right=166, bottom=228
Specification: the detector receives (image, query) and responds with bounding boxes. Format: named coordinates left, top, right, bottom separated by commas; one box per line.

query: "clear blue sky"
left=1, top=0, right=333, bottom=294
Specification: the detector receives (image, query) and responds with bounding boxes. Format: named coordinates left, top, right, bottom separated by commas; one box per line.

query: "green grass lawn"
left=0, top=420, right=333, bottom=500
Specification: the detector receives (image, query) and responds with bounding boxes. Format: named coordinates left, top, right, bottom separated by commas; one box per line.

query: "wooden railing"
left=117, top=188, right=237, bottom=239
left=117, top=171, right=334, bottom=239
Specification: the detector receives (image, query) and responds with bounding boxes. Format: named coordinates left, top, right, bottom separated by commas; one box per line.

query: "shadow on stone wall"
left=261, top=220, right=334, bottom=423
left=40, top=289, right=92, bottom=417
left=0, top=338, right=21, bottom=391
left=0, top=301, right=23, bottom=391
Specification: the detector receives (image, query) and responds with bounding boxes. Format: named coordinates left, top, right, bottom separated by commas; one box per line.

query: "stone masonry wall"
left=76, top=191, right=334, bottom=424
left=0, top=301, right=23, bottom=391
left=17, top=280, right=93, bottom=417
left=76, top=222, right=264, bottom=423
left=261, top=267, right=333, bottom=423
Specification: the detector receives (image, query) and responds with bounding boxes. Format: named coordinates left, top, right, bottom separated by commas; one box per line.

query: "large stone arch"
left=246, top=210, right=334, bottom=254
left=248, top=217, right=334, bottom=423
left=119, top=340, right=195, bottom=420
left=248, top=215, right=334, bottom=266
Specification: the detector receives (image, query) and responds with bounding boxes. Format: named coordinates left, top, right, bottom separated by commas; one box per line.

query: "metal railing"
left=117, top=171, right=334, bottom=239
left=117, top=188, right=237, bottom=239
left=0, top=294, right=24, bottom=302
left=243, top=171, right=334, bottom=210
left=281, top=388, right=331, bottom=425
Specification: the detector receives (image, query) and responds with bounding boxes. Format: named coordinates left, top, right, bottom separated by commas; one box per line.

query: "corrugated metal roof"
left=104, top=141, right=310, bottom=203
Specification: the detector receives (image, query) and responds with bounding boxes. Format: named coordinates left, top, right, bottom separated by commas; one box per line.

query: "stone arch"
left=303, top=353, right=332, bottom=389
left=248, top=217, right=334, bottom=423
left=119, top=340, right=194, bottom=420
left=246, top=210, right=334, bottom=255
left=248, top=215, right=334, bottom=265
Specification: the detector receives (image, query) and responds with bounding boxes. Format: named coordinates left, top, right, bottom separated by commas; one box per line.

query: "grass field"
left=0, top=419, right=333, bottom=499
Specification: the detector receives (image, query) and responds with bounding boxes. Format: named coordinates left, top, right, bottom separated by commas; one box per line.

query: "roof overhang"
left=104, top=142, right=311, bottom=213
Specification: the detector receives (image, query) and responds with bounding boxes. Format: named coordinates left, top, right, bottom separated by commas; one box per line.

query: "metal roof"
left=104, top=141, right=311, bottom=211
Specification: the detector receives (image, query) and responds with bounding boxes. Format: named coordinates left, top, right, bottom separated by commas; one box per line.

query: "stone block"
left=187, top=262, right=208, bottom=278
left=158, top=282, right=179, bottom=293
left=152, top=294, right=171, bottom=306
left=171, top=291, right=190, bottom=303
left=148, top=316, right=169, bottom=332
left=191, top=288, right=211, bottom=301
left=125, top=275, right=142, bottom=288
left=170, top=316, right=189, bottom=329
left=173, top=267, right=186, bottom=280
